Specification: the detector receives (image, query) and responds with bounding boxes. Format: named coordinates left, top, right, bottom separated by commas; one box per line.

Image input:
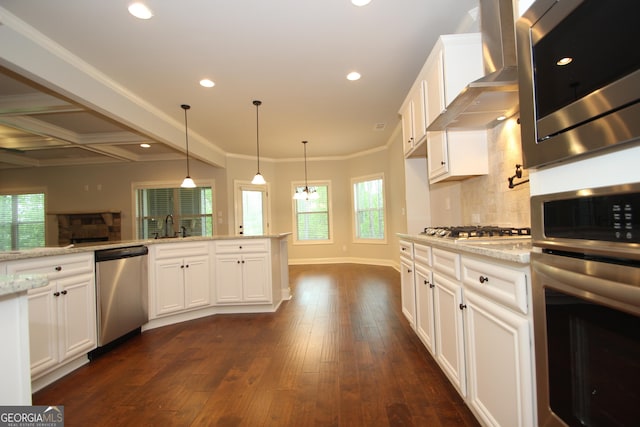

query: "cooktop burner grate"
left=421, top=226, right=531, bottom=239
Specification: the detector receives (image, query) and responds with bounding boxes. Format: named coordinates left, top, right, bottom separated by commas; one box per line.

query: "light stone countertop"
left=397, top=233, right=532, bottom=265
left=0, top=233, right=292, bottom=262
left=0, top=274, right=49, bottom=297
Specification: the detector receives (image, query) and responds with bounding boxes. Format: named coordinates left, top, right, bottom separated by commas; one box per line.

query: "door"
left=400, top=256, right=416, bottom=328
left=235, top=181, right=270, bottom=235
left=415, top=265, right=436, bottom=355
left=184, top=255, right=211, bottom=309
left=58, top=273, right=97, bottom=360
left=242, top=253, right=271, bottom=302
left=433, top=271, right=466, bottom=397
left=28, top=282, right=58, bottom=376
left=154, top=258, right=186, bottom=315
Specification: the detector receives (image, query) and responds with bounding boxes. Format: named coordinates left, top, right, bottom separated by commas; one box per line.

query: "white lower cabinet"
left=6, top=253, right=97, bottom=381
left=433, top=269, right=467, bottom=397
left=461, top=255, right=534, bottom=427
left=414, top=264, right=435, bottom=355
left=400, top=255, right=416, bottom=328
left=150, top=242, right=212, bottom=317
left=405, top=242, right=535, bottom=427
left=214, top=239, right=272, bottom=304
left=464, top=289, right=534, bottom=427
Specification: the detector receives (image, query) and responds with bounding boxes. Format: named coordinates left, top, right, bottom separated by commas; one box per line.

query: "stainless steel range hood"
left=427, top=0, right=519, bottom=131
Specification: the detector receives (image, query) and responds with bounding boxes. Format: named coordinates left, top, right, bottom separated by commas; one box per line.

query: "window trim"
left=291, top=179, right=333, bottom=245
left=351, top=173, right=387, bottom=244
left=131, top=180, right=215, bottom=239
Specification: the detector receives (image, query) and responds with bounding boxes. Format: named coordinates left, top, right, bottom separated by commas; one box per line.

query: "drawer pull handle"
left=53, top=292, right=60, bottom=297
left=55, top=266, right=62, bottom=272
left=61, top=290, right=68, bottom=295
left=479, top=276, right=489, bottom=284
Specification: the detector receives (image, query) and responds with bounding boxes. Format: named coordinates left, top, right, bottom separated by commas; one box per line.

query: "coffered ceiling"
left=0, top=0, right=478, bottom=169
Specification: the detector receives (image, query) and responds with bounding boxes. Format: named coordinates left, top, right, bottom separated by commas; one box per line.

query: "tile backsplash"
left=460, top=118, right=531, bottom=227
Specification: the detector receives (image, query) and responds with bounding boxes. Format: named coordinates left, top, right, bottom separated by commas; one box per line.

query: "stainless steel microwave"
left=516, top=0, right=640, bottom=169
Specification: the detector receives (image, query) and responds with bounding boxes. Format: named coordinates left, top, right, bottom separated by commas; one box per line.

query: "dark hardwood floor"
left=33, top=264, right=480, bottom=427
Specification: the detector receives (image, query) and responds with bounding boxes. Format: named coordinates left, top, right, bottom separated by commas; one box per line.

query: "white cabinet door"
left=434, top=271, right=466, bottom=397
left=27, top=282, right=58, bottom=377
left=214, top=254, right=243, bottom=303
left=154, top=258, right=186, bottom=315
left=57, top=272, right=97, bottom=361
left=427, top=131, right=448, bottom=179
left=183, top=255, right=211, bottom=309
left=401, top=100, right=415, bottom=155
left=242, top=253, right=270, bottom=302
left=400, top=256, right=416, bottom=328
left=415, top=265, right=436, bottom=355
left=412, top=80, right=428, bottom=145
left=425, top=49, right=445, bottom=125
left=464, top=289, right=534, bottom=427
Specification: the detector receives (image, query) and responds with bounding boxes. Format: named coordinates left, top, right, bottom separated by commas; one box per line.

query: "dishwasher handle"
left=95, top=245, right=148, bottom=262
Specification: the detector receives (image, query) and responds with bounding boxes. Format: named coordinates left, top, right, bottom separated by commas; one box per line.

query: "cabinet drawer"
left=399, top=240, right=413, bottom=258
left=6, top=253, right=94, bottom=279
left=461, top=256, right=528, bottom=315
left=215, top=239, right=269, bottom=254
left=152, top=241, right=209, bottom=259
left=432, top=248, right=460, bottom=280
left=414, top=243, right=432, bottom=267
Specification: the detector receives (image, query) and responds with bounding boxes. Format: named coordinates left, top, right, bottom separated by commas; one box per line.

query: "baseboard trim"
left=288, top=257, right=397, bottom=269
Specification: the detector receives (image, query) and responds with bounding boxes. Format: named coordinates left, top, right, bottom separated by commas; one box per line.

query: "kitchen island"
left=0, top=233, right=291, bottom=393
left=0, top=274, right=48, bottom=404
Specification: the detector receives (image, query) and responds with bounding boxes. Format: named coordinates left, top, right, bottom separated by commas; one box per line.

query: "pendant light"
left=180, top=104, right=196, bottom=188
left=293, top=140, right=319, bottom=200
left=251, top=100, right=266, bottom=185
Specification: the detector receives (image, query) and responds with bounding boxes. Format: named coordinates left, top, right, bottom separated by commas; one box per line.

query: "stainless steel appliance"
left=421, top=225, right=531, bottom=240
left=516, top=0, right=640, bottom=168
left=530, top=183, right=640, bottom=427
left=94, top=245, right=148, bottom=352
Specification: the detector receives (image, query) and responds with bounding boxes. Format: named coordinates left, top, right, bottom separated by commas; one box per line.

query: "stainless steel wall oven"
left=531, top=183, right=640, bottom=427
left=516, top=0, right=640, bottom=168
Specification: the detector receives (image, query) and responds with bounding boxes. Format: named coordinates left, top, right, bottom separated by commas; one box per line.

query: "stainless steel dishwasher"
left=94, top=245, right=149, bottom=353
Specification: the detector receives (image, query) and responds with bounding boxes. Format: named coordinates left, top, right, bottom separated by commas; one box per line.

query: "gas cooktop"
left=421, top=226, right=531, bottom=240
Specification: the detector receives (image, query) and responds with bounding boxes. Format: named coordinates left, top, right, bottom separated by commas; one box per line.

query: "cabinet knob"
left=185, top=264, right=189, bottom=268
left=239, top=246, right=243, bottom=249
left=407, top=269, right=412, bottom=273
left=53, top=291, right=60, bottom=297
left=61, top=290, right=68, bottom=295
left=55, top=266, right=62, bottom=272
left=181, top=265, right=185, bottom=269
left=440, top=161, right=446, bottom=165
left=237, top=260, right=241, bottom=264
left=479, top=276, right=489, bottom=284
left=459, top=303, right=467, bottom=310
left=242, top=260, right=245, bottom=264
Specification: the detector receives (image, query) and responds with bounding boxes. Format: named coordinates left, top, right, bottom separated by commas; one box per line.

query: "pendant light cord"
left=181, top=104, right=191, bottom=176
left=303, top=140, right=309, bottom=190
left=253, top=100, right=262, bottom=173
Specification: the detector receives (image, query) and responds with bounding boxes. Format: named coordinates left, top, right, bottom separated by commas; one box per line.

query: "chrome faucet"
left=164, top=214, right=174, bottom=237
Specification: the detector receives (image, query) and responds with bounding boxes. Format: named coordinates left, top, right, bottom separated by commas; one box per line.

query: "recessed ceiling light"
left=556, top=57, right=573, bottom=66
left=140, top=143, right=151, bottom=148
left=199, top=79, right=215, bottom=88
left=347, top=71, right=361, bottom=81
left=128, top=3, right=153, bottom=20
left=352, top=0, right=372, bottom=6
left=496, top=115, right=507, bottom=121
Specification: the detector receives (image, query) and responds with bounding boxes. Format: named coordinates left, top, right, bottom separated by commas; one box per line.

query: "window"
left=292, top=181, right=332, bottom=243
left=135, top=185, right=213, bottom=239
left=0, top=192, right=45, bottom=251
left=352, top=174, right=385, bottom=242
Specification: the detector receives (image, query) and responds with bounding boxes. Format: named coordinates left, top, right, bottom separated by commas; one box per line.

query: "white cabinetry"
left=399, top=240, right=416, bottom=328
left=400, top=80, right=428, bottom=156
left=432, top=248, right=466, bottom=397
left=215, top=239, right=272, bottom=304
left=6, top=253, right=96, bottom=381
left=421, top=33, right=488, bottom=183
left=461, top=256, right=534, bottom=427
left=413, top=243, right=435, bottom=355
left=427, top=130, right=488, bottom=183
left=150, top=241, right=212, bottom=317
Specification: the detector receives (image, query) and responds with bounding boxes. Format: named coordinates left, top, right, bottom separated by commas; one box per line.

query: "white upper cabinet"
left=424, top=33, right=483, bottom=128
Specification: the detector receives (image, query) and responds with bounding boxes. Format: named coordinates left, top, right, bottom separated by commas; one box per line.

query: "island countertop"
left=0, top=274, right=49, bottom=297
left=0, top=233, right=292, bottom=262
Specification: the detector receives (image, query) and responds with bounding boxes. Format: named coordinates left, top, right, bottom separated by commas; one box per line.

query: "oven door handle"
left=531, top=252, right=640, bottom=315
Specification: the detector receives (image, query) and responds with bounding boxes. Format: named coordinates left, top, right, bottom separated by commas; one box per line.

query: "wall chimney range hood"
left=427, top=0, right=519, bottom=131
